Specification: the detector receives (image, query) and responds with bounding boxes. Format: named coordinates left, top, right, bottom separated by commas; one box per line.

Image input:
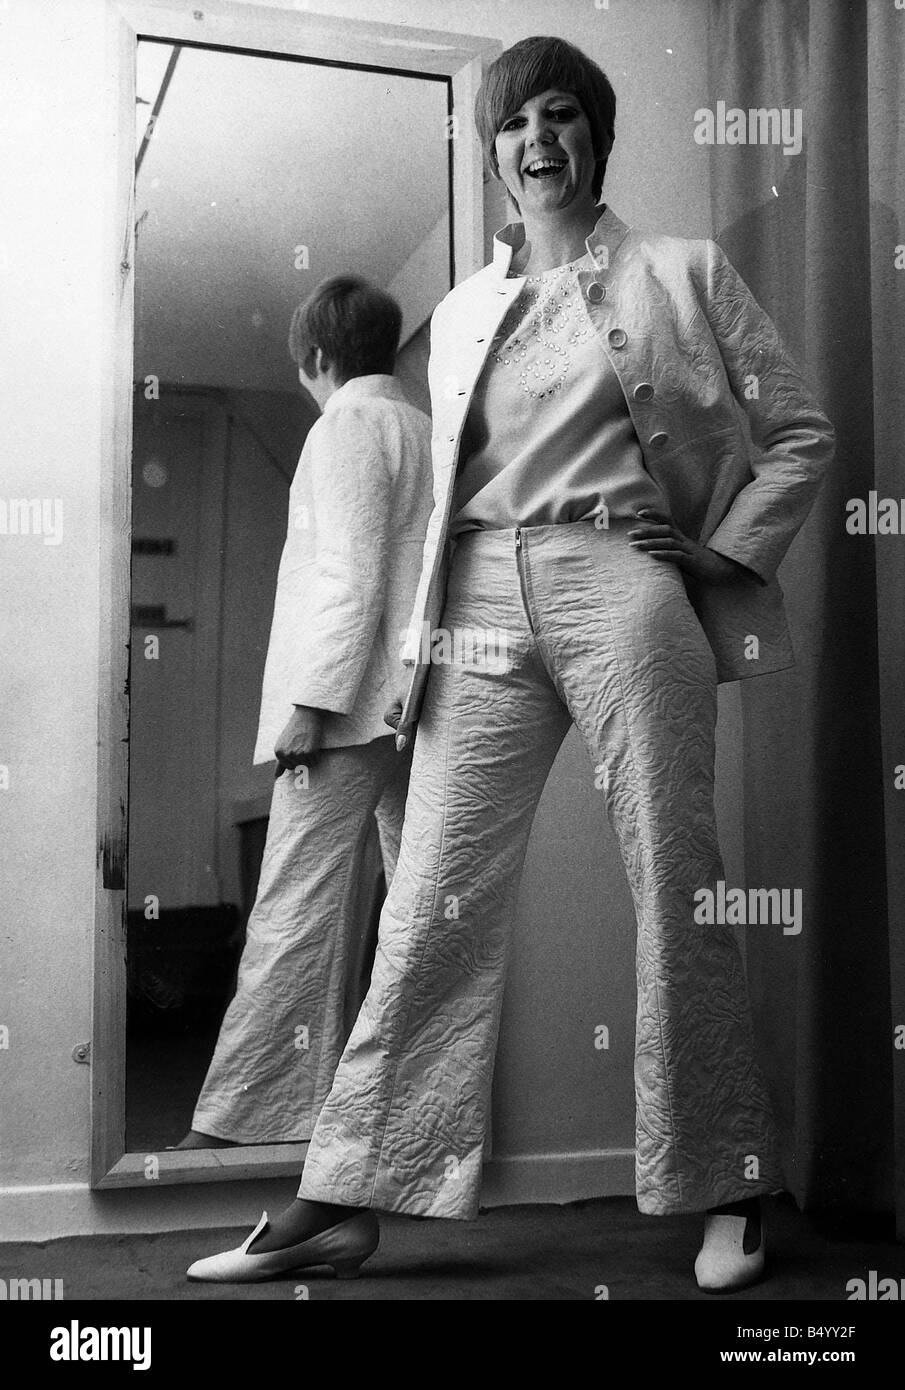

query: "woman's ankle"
left=247, top=1198, right=362, bottom=1254
left=704, top=1195, right=762, bottom=1255
left=706, top=1195, right=760, bottom=1217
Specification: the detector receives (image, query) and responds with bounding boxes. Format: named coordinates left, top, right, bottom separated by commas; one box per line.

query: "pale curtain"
left=706, top=0, right=905, bottom=1225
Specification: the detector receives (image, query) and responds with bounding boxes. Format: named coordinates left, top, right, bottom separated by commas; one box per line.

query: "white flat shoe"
left=186, top=1209, right=379, bottom=1283
left=695, top=1207, right=765, bottom=1292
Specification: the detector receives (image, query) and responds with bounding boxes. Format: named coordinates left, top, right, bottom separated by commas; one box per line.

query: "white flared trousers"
left=297, top=519, right=784, bottom=1216
left=191, top=738, right=411, bottom=1143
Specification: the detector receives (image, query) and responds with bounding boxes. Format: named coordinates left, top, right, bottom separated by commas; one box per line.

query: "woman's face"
left=494, top=87, right=602, bottom=216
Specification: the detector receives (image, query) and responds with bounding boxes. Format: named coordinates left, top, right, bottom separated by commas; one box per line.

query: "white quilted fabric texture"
left=298, top=521, right=783, bottom=1218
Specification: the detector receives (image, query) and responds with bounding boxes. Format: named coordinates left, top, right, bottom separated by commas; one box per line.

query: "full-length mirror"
left=124, top=36, right=452, bottom=1157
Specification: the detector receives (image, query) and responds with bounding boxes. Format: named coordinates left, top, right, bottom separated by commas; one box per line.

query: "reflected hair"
left=288, top=275, right=402, bottom=382
left=474, top=36, right=616, bottom=203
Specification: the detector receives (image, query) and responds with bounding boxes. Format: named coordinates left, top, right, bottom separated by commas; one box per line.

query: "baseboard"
left=1, top=1150, right=635, bottom=1241
left=0, top=1179, right=303, bottom=1243
left=482, top=1149, right=635, bottom=1208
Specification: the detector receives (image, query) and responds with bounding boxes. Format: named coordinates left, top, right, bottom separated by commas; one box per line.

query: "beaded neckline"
left=509, top=256, right=587, bottom=282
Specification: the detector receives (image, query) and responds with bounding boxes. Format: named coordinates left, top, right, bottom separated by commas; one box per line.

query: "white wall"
left=264, top=0, right=714, bottom=239
left=1, top=0, right=113, bottom=1207
left=127, top=389, right=308, bottom=914
left=0, top=0, right=741, bottom=1238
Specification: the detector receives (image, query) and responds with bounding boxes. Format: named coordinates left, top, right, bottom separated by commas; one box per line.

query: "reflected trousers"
left=297, top=519, right=783, bottom=1216
left=192, top=737, right=411, bottom=1143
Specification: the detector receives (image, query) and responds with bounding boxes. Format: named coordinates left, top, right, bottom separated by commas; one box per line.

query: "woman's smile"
left=523, top=156, right=569, bottom=179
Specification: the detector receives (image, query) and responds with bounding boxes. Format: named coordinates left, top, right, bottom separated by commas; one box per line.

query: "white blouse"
left=451, top=255, right=670, bottom=534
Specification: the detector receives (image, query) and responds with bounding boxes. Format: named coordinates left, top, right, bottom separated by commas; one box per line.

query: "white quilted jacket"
left=254, top=375, right=433, bottom=759
left=398, top=204, right=835, bottom=739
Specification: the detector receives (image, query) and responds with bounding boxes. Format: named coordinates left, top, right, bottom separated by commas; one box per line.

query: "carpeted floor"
left=3, top=1194, right=904, bottom=1300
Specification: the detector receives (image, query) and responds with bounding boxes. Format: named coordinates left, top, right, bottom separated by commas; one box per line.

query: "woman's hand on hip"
left=627, top=509, right=747, bottom=585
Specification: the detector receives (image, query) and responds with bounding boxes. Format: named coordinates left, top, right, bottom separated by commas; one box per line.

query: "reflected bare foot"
left=175, top=1130, right=238, bottom=1149
left=248, top=1198, right=364, bottom=1253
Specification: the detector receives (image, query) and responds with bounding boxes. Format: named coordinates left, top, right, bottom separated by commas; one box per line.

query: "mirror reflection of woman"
left=188, top=36, right=834, bottom=1294
left=175, top=277, right=433, bottom=1153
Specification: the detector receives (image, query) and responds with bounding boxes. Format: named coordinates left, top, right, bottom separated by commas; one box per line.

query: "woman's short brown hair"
left=288, top=275, right=402, bottom=382
left=474, top=36, right=616, bottom=203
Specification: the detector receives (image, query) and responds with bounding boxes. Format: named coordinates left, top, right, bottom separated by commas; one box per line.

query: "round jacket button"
left=608, top=327, right=627, bottom=348
left=648, top=431, right=669, bottom=447
left=633, top=382, right=654, bottom=401
left=586, top=281, right=606, bottom=304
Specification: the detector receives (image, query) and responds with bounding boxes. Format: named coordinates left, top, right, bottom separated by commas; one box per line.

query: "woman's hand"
left=384, top=670, right=413, bottom=750
left=383, top=698, right=404, bottom=732
left=627, top=509, right=748, bottom=585
left=274, top=705, right=326, bottom=778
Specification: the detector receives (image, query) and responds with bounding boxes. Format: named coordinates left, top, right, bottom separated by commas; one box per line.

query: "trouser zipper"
left=514, top=527, right=535, bottom=632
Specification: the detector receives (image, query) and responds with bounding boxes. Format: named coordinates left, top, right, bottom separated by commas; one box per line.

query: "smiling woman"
left=186, top=32, right=834, bottom=1293
left=475, top=35, right=615, bottom=206
left=494, top=88, right=600, bottom=231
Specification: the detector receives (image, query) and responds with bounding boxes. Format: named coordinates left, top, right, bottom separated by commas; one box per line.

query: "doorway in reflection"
left=125, top=38, right=451, bottom=1151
